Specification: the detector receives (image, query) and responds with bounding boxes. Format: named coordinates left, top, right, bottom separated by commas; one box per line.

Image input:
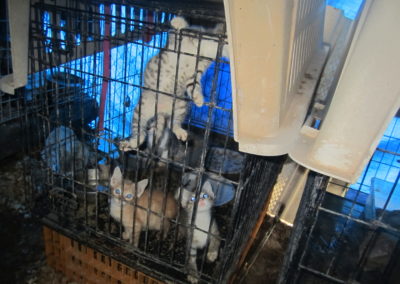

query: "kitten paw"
left=186, top=87, right=204, bottom=107
left=192, top=93, right=204, bottom=107
left=119, top=137, right=144, bottom=151
left=171, top=17, right=189, bottom=30
left=174, top=128, right=188, bottom=142
left=187, top=274, right=199, bottom=284
left=119, top=140, right=134, bottom=152
left=207, top=251, right=218, bottom=262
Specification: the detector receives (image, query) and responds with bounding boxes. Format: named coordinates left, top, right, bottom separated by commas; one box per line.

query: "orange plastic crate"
left=43, top=226, right=164, bottom=284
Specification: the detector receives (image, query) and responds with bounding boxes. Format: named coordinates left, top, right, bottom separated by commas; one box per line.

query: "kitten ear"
left=202, top=181, right=215, bottom=199
left=110, top=167, right=122, bottom=187
left=174, top=187, right=181, bottom=201
left=182, top=172, right=198, bottom=190
left=178, top=188, right=190, bottom=208
left=136, top=179, right=148, bottom=197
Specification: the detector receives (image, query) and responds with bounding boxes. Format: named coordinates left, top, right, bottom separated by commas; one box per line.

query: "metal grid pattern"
left=279, top=116, right=400, bottom=283
left=21, top=1, right=283, bottom=283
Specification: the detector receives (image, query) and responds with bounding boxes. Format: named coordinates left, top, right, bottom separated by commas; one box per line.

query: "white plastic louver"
left=224, top=0, right=400, bottom=183
left=290, top=0, right=400, bottom=183
left=223, top=0, right=328, bottom=154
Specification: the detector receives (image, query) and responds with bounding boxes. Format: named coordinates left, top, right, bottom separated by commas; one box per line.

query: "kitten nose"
left=199, top=199, right=205, bottom=206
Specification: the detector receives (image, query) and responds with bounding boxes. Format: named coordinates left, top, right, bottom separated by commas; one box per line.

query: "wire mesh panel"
left=25, top=1, right=283, bottom=283
left=279, top=115, right=400, bottom=284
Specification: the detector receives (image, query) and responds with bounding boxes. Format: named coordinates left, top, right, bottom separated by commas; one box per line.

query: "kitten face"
left=180, top=181, right=214, bottom=211
left=112, top=185, right=135, bottom=203
left=110, top=167, right=148, bottom=204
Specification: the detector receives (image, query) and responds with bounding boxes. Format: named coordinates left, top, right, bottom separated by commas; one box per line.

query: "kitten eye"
left=202, top=194, right=209, bottom=199
left=125, top=193, right=133, bottom=200
left=190, top=196, right=196, bottom=202
left=114, top=188, right=121, bottom=195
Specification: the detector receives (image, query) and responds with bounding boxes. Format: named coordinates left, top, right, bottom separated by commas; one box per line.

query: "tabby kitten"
left=119, top=16, right=229, bottom=151
left=109, top=167, right=178, bottom=247
left=178, top=181, right=220, bottom=283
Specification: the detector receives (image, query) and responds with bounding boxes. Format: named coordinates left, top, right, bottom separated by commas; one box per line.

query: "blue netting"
left=349, top=117, right=400, bottom=209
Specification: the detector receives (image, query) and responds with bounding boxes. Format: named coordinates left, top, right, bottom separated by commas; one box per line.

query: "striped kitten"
left=119, top=17, right=229, bottom=151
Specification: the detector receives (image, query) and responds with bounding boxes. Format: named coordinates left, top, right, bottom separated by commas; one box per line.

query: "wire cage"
left=18, top=0, right=285, bottom=283
left=279, top=115, right=400, bottom=284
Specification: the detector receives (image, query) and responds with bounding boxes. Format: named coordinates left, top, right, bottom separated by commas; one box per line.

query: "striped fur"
left=119, top=17, right=229, bottom=152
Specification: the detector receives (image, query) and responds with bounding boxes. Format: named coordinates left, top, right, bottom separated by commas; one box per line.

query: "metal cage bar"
left=17, top=1, right=285, bottom=283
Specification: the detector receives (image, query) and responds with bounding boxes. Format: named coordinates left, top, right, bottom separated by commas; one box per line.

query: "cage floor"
left=0, top=201, right=282, bottom=284
left=0, top=203, right=293, bottom=284
left=0, top=138, right=241, bottom=283
left=0, top=153, right=274, bottom=283
left=0, top=206, right=44, bottom=283
left=41, top=166, right=237, bottom=283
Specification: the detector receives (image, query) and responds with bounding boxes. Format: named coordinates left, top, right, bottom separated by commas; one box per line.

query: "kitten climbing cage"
left=5, top=0, right=398, bottom=283
left=15, top=0, right=286, bottom=283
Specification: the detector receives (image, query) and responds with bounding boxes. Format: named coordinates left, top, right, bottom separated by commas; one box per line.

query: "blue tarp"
left=327, top=0, right=364, bottom=20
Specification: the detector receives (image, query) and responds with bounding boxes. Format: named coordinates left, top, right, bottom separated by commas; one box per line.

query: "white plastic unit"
left=0, top=0, right=30, bottom=94
left=225, top=0, right=400, bottom=183
left=290, top=0, right=400, bottom=183
left=223, top=0, right=327, bottom=154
